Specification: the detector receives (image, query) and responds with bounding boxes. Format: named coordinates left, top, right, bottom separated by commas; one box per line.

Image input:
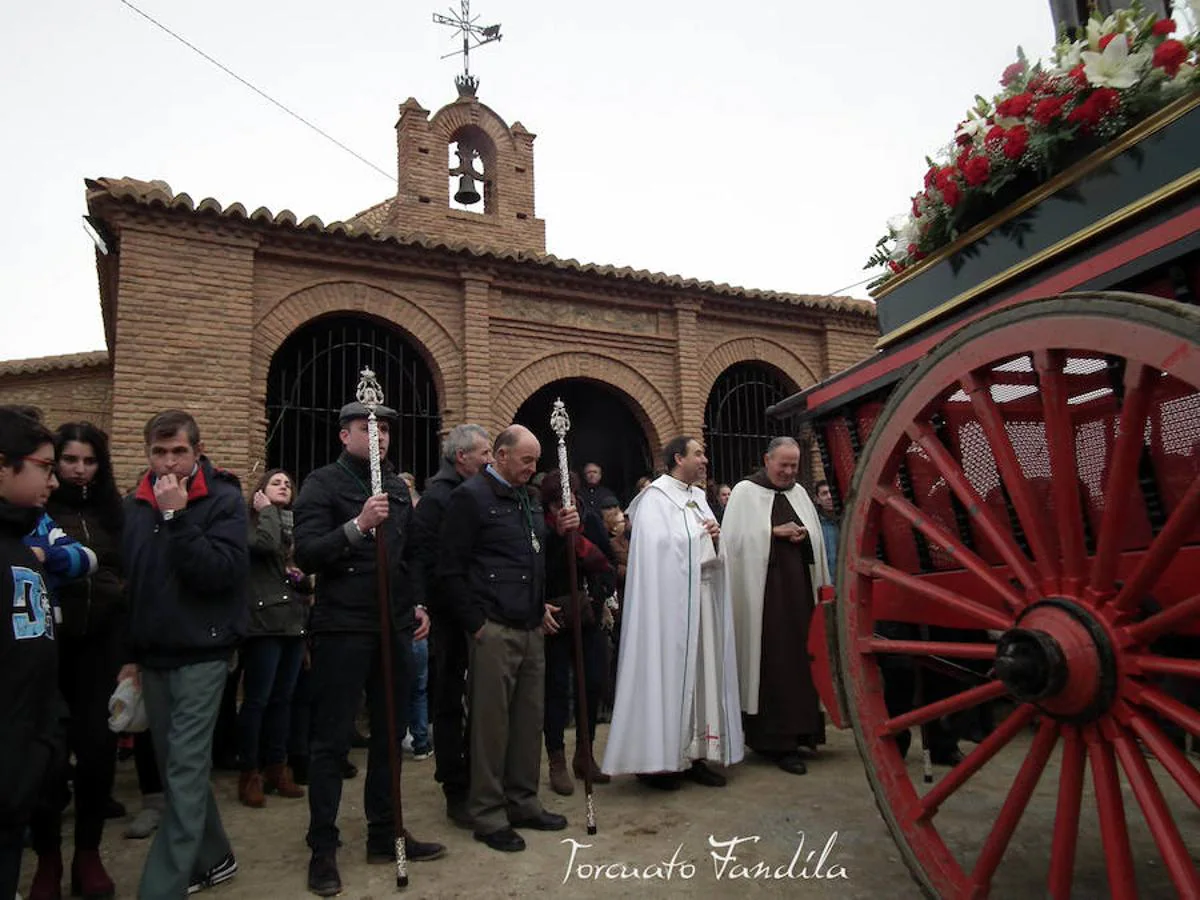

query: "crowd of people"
left=1, top=398, right=862, bottom=900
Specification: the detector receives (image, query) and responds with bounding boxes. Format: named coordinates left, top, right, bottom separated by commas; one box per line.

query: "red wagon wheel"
left=838, top=293, right=1200, bottom=899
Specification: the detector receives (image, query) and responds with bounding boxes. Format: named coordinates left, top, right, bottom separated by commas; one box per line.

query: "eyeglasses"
left=22, top=456, right=57, bottom=478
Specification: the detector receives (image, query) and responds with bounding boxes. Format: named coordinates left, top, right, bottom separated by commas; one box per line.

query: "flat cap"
left=338, top=401, right=399, bottom=424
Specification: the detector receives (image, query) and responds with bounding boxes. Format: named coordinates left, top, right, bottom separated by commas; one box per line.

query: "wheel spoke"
left=863, top=637, right=997, bottom=659
left=1109, top=719, right=1200, bottom=896
left=1121, top=706, right=1200, bottom=807
left=1133, top=653, right=1200, bottom=680
left=1111, top=472, right=1200, bottom=615
left=874, top=485, right=1026, bottom=613
left=1048, top=725, right=1085, bottom=900
left=851, top=556, right=1013, bottom=631
left=1033, top=350, right=1088, bottom=589
left=1091, top=362, right=1155, bottom=597
left=1131, top=683, right=1200, bottom=736
left=962, top=369, right=1058, bottom=587
left=906, top=421, right=1042, bottom=596
left=913, top=703, right=1034, bottom=819
left=1085, top=724, right=1139, bottom=898
left=1126, top=592, right=1200, bottom=647
left=970, top=717, right=1059, bottom=886
left=883, top=679, right=1009, bottom=738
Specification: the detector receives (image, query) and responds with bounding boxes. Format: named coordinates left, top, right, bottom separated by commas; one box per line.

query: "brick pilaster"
left=673, top=299, right=703, bottom=439
left=461, top=272, right=492, bottom=426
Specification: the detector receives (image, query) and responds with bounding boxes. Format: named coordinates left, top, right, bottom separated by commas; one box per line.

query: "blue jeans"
left=238, top=636, right=306, bottom=770
left=408, top=638, right=430, bottom=752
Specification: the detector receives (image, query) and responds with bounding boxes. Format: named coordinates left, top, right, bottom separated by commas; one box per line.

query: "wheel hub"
left=995, top=598, right=1118, bottom=722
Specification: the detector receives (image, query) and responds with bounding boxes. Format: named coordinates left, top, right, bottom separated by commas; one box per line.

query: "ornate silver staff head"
left=550, top=398, right=574, bottom=511
left=355, top=367, right=387, bottom=496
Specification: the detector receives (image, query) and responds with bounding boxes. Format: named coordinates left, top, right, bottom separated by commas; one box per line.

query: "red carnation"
left=1152, top=19, right=1177, bottom=36
left=961, top=154, right=991, bottom=187
left=906, top=243, right=928, bottom=262
left=1097, top=33, right=1131, bottom=51
left=1003, top=125, right=1029, bottom=160
left=955, top=126, right=974, bottom=147
left=1028, top=72, right=1053, bottom=95
left=935, top=167, right=963, bottom=207
left=996, top=92, right=1034, bottom=118
left=1032, top=95, right=1069, bottom=125
left=1001, top=61, right=1026, bottom=86
left=1069, top=63, right=1088, bottom=87
left=888, top=260, right=905, bottom=274
left=911, top=194, right=924, bottom=218
left=985, top=124, right=1007, bottom=145
left=924, top=166, right=938, bottom=188
left=1153, top=39, right=1189, bottom=77
left=1068, top=87, right=1120, bottom=131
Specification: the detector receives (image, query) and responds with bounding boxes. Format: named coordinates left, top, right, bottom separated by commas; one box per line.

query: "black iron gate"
left=265, top=315, right=442, bottom=490
left=703, top=362, right=795, bottom=486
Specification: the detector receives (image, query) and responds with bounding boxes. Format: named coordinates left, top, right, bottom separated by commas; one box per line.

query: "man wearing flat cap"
left=293, top=401, right=446, bottom=897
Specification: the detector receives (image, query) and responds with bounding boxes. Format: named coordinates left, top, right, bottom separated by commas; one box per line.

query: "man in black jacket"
left=408, top=423, right=492, bottom=827
left=121, top=410, right=248, bottom=898
left=438, top=425, right=578, bottom=853
left=294, top=401, right=445, bottom=897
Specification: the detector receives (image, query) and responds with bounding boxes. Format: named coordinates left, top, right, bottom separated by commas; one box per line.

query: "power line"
left=117, top=0, right=395, bottom=183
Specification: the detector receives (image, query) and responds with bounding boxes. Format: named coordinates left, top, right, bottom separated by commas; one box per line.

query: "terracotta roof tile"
left=0, top=350, right=109, bottom=375
left=86, top=177, right=876, bottom=319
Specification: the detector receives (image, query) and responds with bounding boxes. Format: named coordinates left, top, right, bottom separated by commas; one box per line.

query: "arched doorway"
left=514, top=380, right=652, bottom=506
left=265, top=314, right=442, bottom=487
left=703, top=362, right=797, bottom=487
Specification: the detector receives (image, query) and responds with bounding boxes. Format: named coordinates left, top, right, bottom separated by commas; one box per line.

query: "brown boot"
left=238, top=770, right=266, bottom=808
left=264, top=762, right=305, bottom=798
left=573, top=746, right=611, bottom=784
left=29, top=850, right=63, bottom=900
left=70, top=849, right=115, bottom=900
left=547, top=748, right=575, bottom=796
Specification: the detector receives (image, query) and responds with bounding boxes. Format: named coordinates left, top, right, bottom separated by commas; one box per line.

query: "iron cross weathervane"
left=432, top=0, right=502, bottom=97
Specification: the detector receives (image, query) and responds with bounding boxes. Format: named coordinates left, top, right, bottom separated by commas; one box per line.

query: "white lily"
left=954, top=115, right=987, bottom=146
left=1085, top=15, right=1120, bottom=51
left=1054, top=40, right=1084, bottom=70
left=1081, top=35, right=1150, bottom=89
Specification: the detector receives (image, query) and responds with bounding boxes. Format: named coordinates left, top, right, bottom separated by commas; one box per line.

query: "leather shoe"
left=684, top=760, right=727, bottom=787
left=636, top=772, right=681, bottom=791
left=931, top=748, right=965, bottom=767
left=307, top=853, right=341, bottom=897
left=777, top=753, right=808, bottom=775
left=509, top=810, right=567, bottom=831
left=474, top=827, right=526, bottom=853
left=366, top=831, right=447, bottom=864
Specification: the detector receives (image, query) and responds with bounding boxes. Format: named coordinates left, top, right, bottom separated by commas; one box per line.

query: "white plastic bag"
left=108, top=676, right=149, bottom=733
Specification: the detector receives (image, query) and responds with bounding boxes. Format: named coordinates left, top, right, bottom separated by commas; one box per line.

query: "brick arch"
left=253, top=280, right=459, bottom=405
left=492, top=352, right=677, bottom=452
left=697, top=336, right=818, bottom=405
left=429, top=100, right=516, bottom=153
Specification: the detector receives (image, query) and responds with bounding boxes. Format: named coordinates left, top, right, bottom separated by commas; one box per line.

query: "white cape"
left=602, top=475, right=744, bottom=775
left=720, top=478, right=831, bottom=715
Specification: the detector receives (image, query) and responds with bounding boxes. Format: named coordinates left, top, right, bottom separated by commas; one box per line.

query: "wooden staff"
left=357, top=368, right=409, bottom=888
left=550, top=399, right=597, bottom=835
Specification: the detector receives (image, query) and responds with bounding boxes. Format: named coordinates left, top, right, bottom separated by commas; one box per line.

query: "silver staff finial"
left=356, top=368, right=385, bottom=413
left=550, top=397, right=571, bottom=439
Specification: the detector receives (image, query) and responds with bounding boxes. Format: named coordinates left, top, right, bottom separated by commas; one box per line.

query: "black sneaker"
left=307, top=852, right=341, bottom=897
left=187, top=853, right=238, bottom=894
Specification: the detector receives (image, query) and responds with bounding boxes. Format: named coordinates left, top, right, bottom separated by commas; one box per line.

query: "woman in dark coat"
left=28, top=422, right=125, bottom=900
left=236, top=468, right=311, bottom=807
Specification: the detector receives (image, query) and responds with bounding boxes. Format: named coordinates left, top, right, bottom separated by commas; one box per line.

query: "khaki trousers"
left=467, top=620, right=546, bottom=834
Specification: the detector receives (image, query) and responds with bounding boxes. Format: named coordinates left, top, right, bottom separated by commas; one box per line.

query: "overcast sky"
left=0, top=0, right=1056, bottom=361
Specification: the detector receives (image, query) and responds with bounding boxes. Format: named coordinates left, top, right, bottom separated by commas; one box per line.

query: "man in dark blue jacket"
left=294, top=401, right=445, bottom=897
left=121, top=409, right=248, bottom=898
left=438, top=425, right=578, bottom=853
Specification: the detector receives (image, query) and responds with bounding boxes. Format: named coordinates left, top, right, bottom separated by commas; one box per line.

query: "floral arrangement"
left=867, top=2, right=1200, bottom=288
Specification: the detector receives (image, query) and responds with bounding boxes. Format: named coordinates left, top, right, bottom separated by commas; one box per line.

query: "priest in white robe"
left=722, top=437, right=830, bottom=775
left=601, top=436, right=744, bottom=789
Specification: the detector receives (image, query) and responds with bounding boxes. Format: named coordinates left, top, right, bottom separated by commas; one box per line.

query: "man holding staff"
left=294, top=397, right=446, bottom=897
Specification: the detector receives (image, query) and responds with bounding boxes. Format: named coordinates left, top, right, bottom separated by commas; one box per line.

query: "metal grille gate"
left=265, top=315, right=442, bottom=490
left=703, top=362, right=795, bottom=486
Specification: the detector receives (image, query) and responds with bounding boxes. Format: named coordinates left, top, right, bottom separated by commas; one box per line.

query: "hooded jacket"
left=123, top=457, right=250, bottom=669
left=0, top=500, right=67, bottom=830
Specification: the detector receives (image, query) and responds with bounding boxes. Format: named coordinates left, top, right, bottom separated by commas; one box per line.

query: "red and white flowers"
left=869, top=5, right=1199, bottom=283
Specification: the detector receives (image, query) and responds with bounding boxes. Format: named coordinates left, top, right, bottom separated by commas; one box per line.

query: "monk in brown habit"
left=721, top=437, right=831, bottom=775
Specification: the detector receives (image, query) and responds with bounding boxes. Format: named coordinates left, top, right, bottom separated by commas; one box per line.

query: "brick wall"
left=0, top=365, right=113, bottom=432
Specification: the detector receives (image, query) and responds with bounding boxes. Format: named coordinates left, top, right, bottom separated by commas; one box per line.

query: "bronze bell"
left=454, top=174, right=481, bottom=206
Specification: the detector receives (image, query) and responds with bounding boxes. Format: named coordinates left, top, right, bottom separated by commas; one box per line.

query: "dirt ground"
left=18, top=722, right=1199, bottom=899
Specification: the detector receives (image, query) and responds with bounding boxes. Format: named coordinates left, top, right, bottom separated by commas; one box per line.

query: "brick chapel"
left=0, top=83, right=878, bottom=497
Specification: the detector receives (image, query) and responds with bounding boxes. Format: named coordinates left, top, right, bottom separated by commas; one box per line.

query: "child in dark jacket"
left=0, top=409, right=67, bottom=900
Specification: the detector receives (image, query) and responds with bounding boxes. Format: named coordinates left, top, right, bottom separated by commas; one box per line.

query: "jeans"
left=408, top=638, right=430, bottom=752
left=306, top=631, right=412, bottom=855
left=237, top=636, right=306, bottom=770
